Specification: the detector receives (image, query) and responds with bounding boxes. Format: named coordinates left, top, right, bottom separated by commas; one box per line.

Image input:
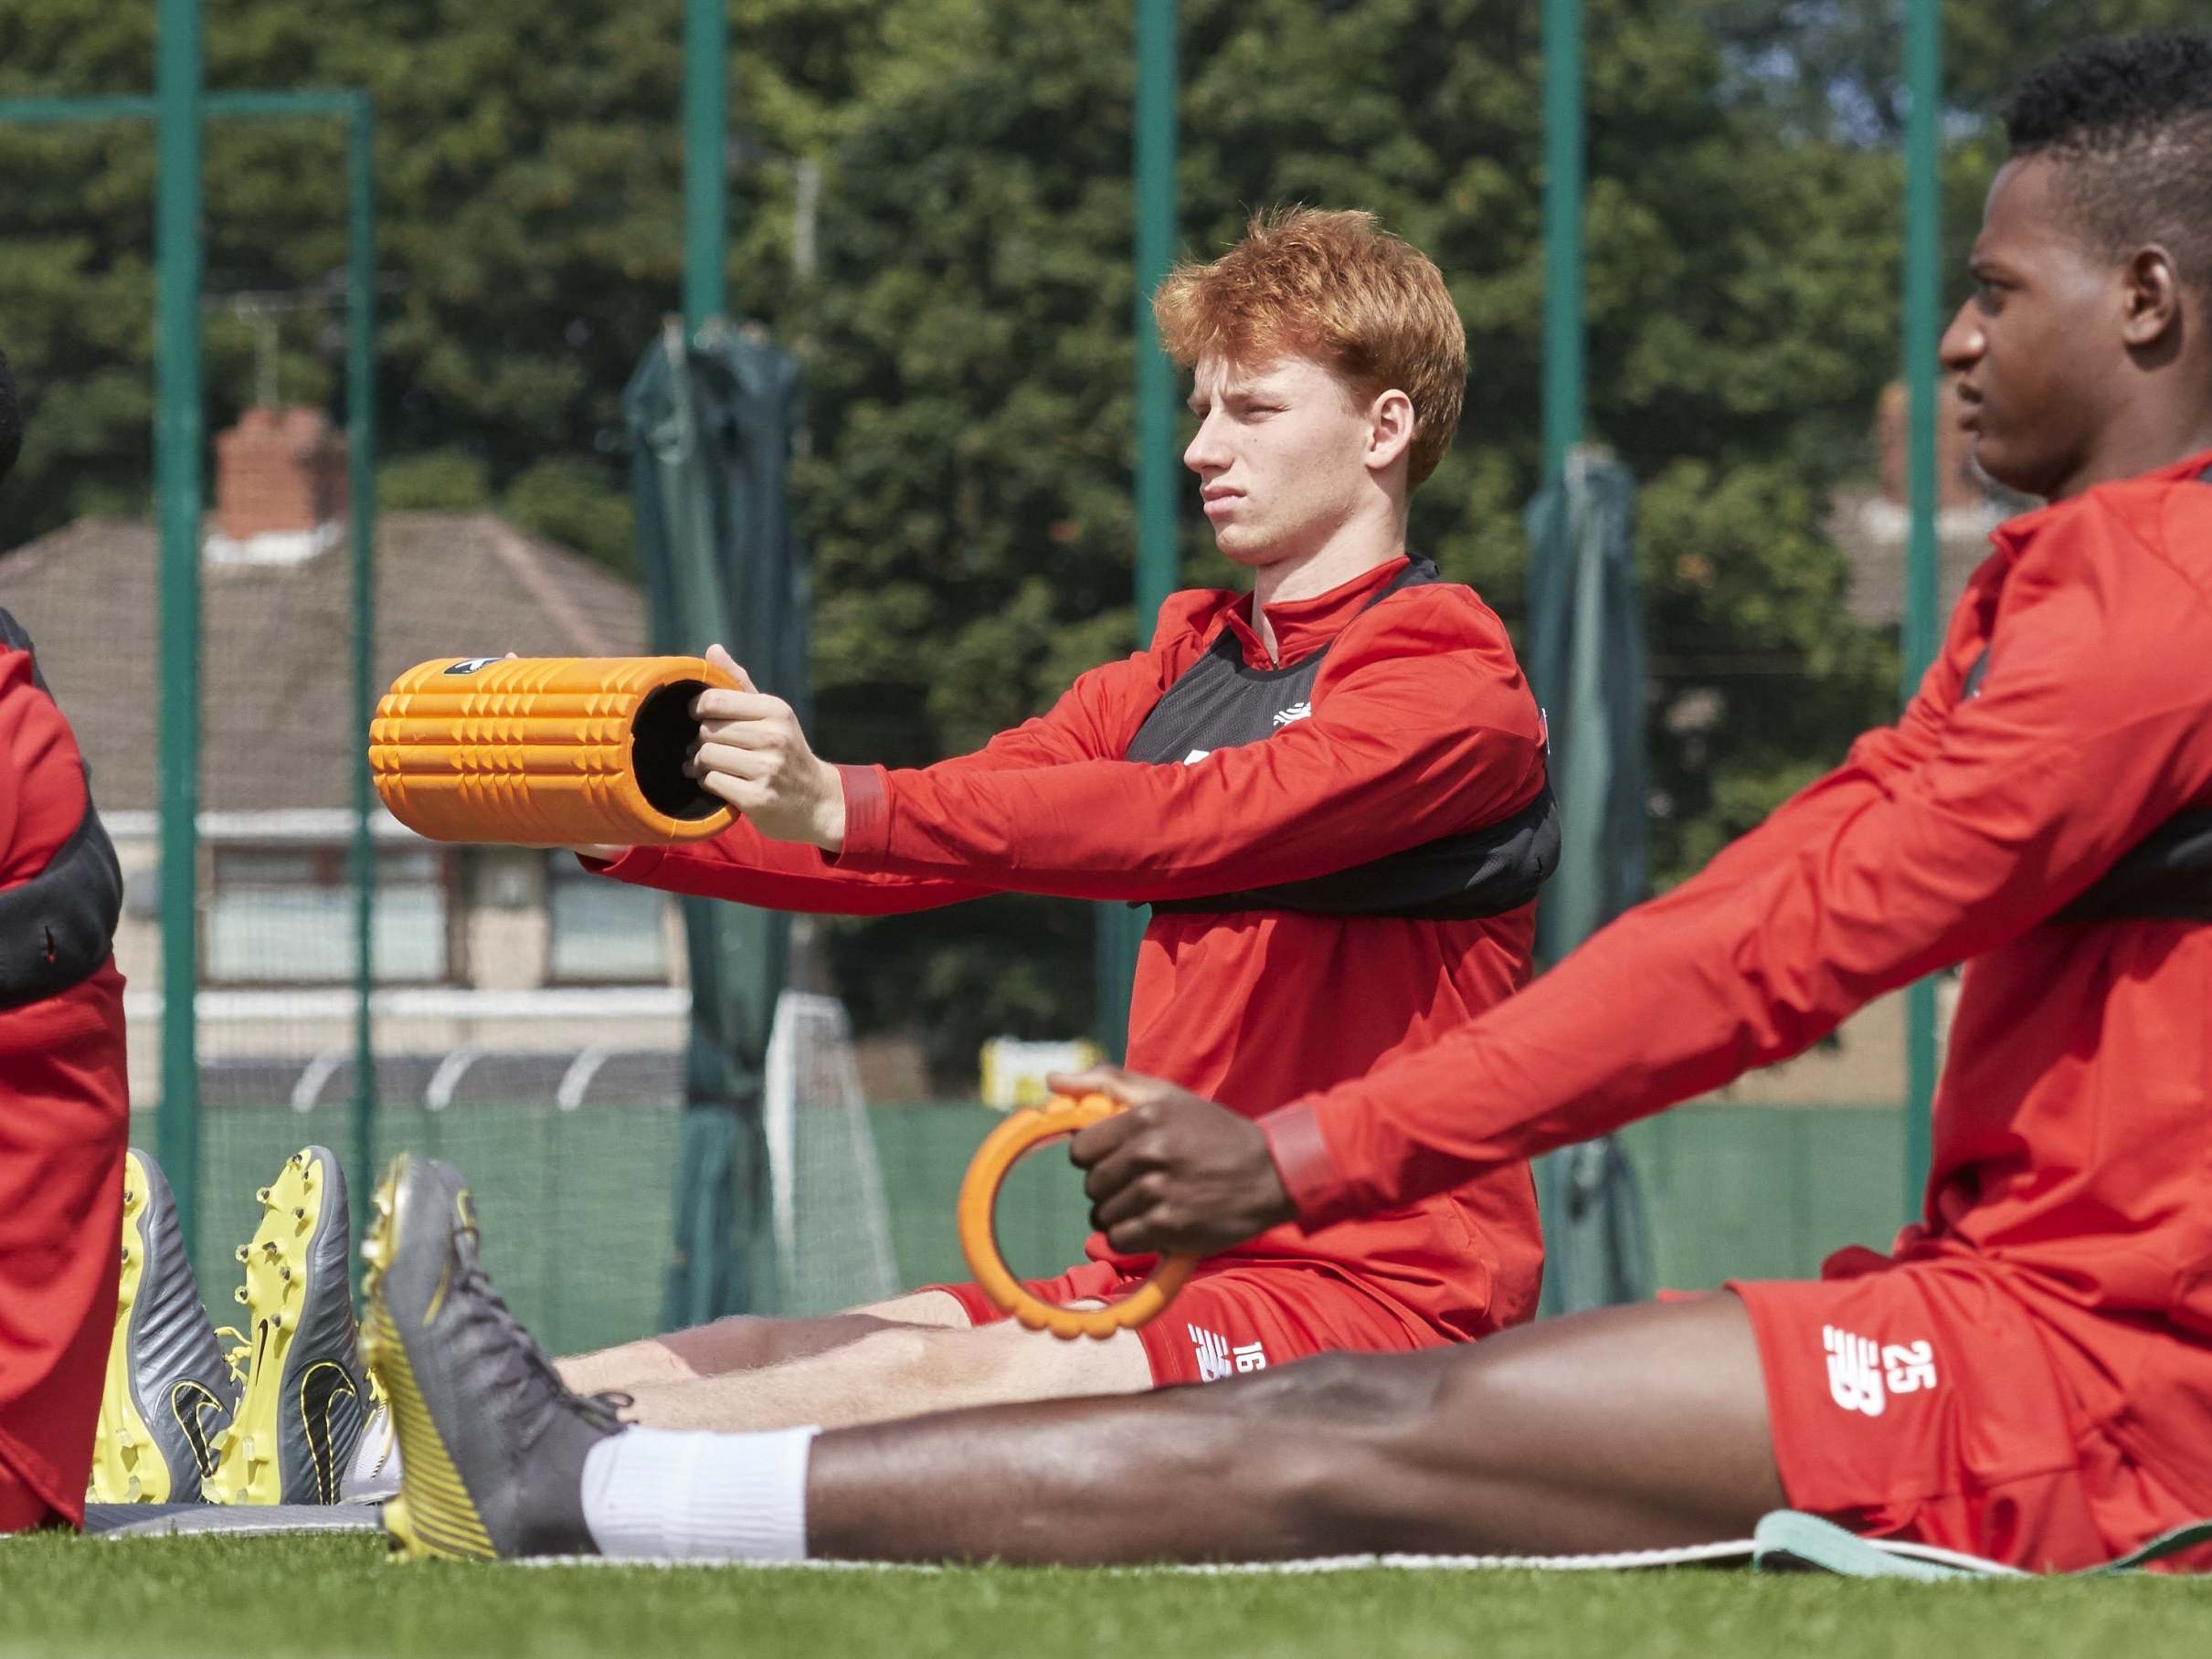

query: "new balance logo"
left=1189, top=1325, right=1267, bottom=1383
left=1271, top=702, right=1312, bottom=729
left=1823, top=1325, right=1938, bottom=1417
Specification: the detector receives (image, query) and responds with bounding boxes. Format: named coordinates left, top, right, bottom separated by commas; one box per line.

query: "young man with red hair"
left=0, top=347, right=131, bottom=1532
left=541, top=207, right=1558, bottom=1435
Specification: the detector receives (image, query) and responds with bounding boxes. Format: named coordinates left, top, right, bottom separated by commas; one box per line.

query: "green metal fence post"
left=1901, top=0, right=1942, bottom=1218
left=155, top=0, right=206, bottom=1249
left=0, top=84, right=377, bottom=1254
left=1096, top=0, right=1180, bottom=1062
left=1133, top=0, right=1179, bottom=640
left=1541, top=0, right=1586, bottom=482
left=683, top=0, right=730, bottom=335
left=347, top=92, right=380, bottom=1277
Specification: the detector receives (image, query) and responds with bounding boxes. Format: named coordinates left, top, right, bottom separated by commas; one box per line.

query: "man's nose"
left=1938, top=300, right=1984, bottom=374
left=1184, top=414, right=1227, bottom=473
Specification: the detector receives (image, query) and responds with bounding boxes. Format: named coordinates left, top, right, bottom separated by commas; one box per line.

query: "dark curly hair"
left=0, top=349, right=18, bottom=485
left=2006, top=33, right=2212, bottom=294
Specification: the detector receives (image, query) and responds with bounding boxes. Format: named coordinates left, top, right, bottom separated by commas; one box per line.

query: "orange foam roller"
left=958, top=1093, right=1199, bottom=1340
left=369, top=656, right=742, bottom=847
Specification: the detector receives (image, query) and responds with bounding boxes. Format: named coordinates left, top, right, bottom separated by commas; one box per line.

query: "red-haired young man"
left=544, top=208, right=1558, bottom=1435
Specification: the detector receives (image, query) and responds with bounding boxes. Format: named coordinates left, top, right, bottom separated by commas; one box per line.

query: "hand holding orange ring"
left=958, top=1093, right=1199, bottom=1340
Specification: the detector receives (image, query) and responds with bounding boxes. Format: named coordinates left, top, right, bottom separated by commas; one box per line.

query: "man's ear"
left=2121, top=245, right=2185, bottom=352
left=1366, top=387, right=1416, bottom=473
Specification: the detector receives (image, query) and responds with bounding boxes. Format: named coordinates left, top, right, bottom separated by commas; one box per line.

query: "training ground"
left=5, top=1532, right=2211, bottom=1657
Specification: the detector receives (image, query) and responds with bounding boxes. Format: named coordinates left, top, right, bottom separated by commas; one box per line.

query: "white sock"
left=580, top=1425, right=821, bottom=1560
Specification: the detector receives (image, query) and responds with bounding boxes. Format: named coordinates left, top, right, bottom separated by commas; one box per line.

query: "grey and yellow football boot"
left=202, top=1146, right=369, bottom=1505
left=87, top=1151, right=238, bottom=1503
left=362, top=1153, right=626, bottom=1559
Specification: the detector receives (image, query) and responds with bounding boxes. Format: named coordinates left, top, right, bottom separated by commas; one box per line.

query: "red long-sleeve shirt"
left=0, top=646, right=86, bottom=885
left=598, top=555, right=1551, bottom=1338
left=0, top=636, right=129, bottom=1527
left=1262, top=452, right=2212, bottom=1497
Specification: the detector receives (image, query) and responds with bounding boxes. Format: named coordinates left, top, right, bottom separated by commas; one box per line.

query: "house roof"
left=0, top=512, right=649, bottom=812
left=1826, top=487, right=2007, bottom=629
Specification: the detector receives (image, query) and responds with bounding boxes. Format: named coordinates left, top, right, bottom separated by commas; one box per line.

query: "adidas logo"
left=1271, top=702, right=1312, bottom=729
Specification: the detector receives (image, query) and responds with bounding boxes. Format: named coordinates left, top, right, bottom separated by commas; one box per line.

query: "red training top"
left=596, top=556, right=1551, bottom=1339
left=1262, top=452, right=2212, bottom=1505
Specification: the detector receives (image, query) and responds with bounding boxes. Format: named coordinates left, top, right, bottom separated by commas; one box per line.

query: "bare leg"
left=617, top=1304, right=1150, bottom=1432
left=556, top=1291, right=970, bottom=1395
left=807, top=1294, right=1784, bottom=1563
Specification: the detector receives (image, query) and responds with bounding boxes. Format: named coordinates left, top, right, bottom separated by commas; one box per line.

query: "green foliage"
left=0, top=0, right=2188, bottom=1068
left=503, top=456, right=638, bottom=572
left=376, top=447, right=491, bottom=511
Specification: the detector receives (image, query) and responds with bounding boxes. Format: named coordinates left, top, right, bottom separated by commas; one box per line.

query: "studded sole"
left=361, top=1156, right=497, bottom=1562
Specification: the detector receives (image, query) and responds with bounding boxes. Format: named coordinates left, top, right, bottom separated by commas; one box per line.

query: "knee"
left=1219, top=1354, right=1470, bottom=1546
left=1220, top=1349, right=1451, bottom=1425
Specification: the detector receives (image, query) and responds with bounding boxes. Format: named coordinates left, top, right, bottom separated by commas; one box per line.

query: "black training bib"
left=0, top=608, right=123, bottom=1009
left=1122, top=560, right=1557, bottom=921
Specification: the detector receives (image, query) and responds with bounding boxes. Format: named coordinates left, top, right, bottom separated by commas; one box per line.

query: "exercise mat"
left=369, top=656, right=740, bottom=847
left=84, top=1503, right=386, bottom=1539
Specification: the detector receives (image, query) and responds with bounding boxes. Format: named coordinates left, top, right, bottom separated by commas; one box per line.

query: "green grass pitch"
left=5, top=1534, right=2210, bottom=1659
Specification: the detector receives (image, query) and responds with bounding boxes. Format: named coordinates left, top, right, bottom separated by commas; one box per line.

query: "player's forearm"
left=588, top=817, right=999, bottom=917
left=832, top=726, right=1546, bottom=903
left=1273, top=720, right=2202, bottom=1221
left=1266, top=898, right=1840, bottom=1221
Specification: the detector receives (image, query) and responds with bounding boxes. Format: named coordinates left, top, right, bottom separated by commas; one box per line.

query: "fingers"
left=1078, top=1136, right=1153, bottom=1205
left=690, top=688, right=788, bottom=724
left=1092, top=1173, right=1170, bottom=1242
left=693, top=716, right=786, bottom=749
left=704, top=642, right=757, bottom=692
left=1066, top=1102, right=1146, bottom=1172
left=688, top=742, right=776, bottom=783
left=1053, top=1070, right=1159, bottom=1110
left=694, top=768, right=748, bottom=810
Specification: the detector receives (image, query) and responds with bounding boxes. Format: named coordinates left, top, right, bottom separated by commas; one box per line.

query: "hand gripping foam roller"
left=369, top=656, right=741, bottom=846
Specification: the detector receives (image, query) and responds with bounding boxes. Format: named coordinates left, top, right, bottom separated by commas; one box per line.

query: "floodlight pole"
left=1901, top=0, right=1942, bottom=1219
left=0, top=82, right=383, bottom=1266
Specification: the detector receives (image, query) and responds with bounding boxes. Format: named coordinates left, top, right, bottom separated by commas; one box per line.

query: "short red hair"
left=1153, top=207, right=1468, bottom=486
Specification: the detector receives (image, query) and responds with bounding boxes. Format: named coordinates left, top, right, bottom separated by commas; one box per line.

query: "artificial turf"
left=5, top=1533, right=2211, bottom=1659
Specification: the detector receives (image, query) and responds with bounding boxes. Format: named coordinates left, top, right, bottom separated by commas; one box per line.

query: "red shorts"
left=1734, top=1255, right=2212, bottom=1573
left=927, top=1257, right=1447, bottom=1386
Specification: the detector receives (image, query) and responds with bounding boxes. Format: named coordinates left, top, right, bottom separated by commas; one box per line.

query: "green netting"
left=142, top=1101, right=1094, bottom=1358
left=143, top=1094, right=1896, bottom=1360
